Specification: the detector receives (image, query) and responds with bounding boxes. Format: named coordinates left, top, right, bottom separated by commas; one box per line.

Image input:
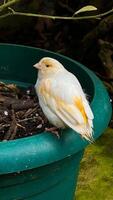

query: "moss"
left=76, top=128, right=113, bottom=200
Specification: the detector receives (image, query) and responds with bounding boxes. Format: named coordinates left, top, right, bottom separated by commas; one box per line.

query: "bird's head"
left=33, top=57, right=64, bottom=77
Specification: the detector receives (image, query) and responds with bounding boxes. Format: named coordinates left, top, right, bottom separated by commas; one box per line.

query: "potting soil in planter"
left=0, top=82, right=56, bottom=141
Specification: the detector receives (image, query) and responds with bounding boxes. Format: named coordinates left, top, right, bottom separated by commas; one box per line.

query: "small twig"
left=0, top=0, right=21, bottom=12
left=18, top=116, right=39, bottom=123
left=1, top=116, right=41, bottom=130
left=0, top=13, right=12, bottom=19
left=9, top=124, right=17, bottom=140
left=24, top=107, right=38, bottom=118
left=3, top=109, right=17, bottom=140
left=3, top=0, right=6, bottom=4
left=0, top=82, right=18, bottom=93
left=0, top=7, right=113, bottom=21
left=3, top=109, right=27, bottom=140
left=16, top=122, right=26, bottom=130
left=8, top=6, right=15, bottom=14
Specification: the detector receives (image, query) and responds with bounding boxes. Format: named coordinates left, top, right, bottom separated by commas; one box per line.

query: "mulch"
left=0, top=82, right=54, bottom=141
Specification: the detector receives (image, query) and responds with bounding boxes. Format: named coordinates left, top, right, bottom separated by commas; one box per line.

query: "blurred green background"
left=76, top=128, right=113, bottom=200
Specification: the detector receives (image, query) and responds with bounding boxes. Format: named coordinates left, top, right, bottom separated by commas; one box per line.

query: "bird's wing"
left=38, top=73, right=93, bottom=131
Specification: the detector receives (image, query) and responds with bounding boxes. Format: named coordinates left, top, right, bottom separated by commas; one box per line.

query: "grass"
left=76, top=128, right=113, bottom=200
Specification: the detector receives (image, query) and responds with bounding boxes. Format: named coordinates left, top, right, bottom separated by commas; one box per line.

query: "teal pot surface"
left=0, top=44, right=112, bottom=200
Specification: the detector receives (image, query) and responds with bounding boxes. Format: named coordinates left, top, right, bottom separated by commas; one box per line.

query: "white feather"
left=35, top=57, right=94, bottom=141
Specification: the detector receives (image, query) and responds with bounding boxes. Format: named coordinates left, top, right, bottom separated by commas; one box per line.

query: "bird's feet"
left=45, top=127, right=60, bottom=138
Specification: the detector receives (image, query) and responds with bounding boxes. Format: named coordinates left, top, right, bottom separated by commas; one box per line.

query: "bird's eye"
left=46, top=64, right=50, bottom=68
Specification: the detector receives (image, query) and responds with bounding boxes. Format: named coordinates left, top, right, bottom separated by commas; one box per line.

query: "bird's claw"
left=45, top=127, right=60, bottom=138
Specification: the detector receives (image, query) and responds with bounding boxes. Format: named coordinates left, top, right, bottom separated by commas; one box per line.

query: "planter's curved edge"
left=0, top=131, right=87, bottom=174
left=73, top=60, right=112, bottom=139
left=0, top=44, right=112, bottom=174
left=87, top=69, right=112, bottom=139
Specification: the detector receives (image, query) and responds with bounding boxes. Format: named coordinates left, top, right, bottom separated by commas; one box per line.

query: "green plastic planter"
left=0, top=44, right=112, bottom=200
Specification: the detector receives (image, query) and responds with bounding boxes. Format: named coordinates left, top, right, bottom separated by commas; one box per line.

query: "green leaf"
left=73, top=5, right=97, bottom=16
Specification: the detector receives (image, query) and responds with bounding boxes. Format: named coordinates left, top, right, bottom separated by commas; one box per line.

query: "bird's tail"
left=75, top=121, right=94, bottom=143
left=81, top=128, right=94, bottom=143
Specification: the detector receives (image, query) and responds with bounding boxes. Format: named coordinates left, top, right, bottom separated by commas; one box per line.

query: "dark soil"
left=0, top=82, right=55, bottom=141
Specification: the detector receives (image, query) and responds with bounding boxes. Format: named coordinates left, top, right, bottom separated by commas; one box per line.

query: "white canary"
left=34, top=57, right=94, bottom=141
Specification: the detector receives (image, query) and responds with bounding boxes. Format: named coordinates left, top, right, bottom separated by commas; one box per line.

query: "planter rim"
left=0, top=43, right=112, bottom=174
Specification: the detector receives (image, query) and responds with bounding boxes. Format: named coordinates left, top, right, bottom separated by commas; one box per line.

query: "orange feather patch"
left=74, top=97, right=87, bottom=123
left=39, top=80, right=51, bottom=95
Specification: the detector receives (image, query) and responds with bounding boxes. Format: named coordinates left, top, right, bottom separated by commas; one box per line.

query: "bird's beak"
left=33, top=63, right=41, bottom=69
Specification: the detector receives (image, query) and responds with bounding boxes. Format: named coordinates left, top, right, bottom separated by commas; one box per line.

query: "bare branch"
left=0, top=0, right=21, bottom=12
left=0, top=7, right=113, bottom=21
